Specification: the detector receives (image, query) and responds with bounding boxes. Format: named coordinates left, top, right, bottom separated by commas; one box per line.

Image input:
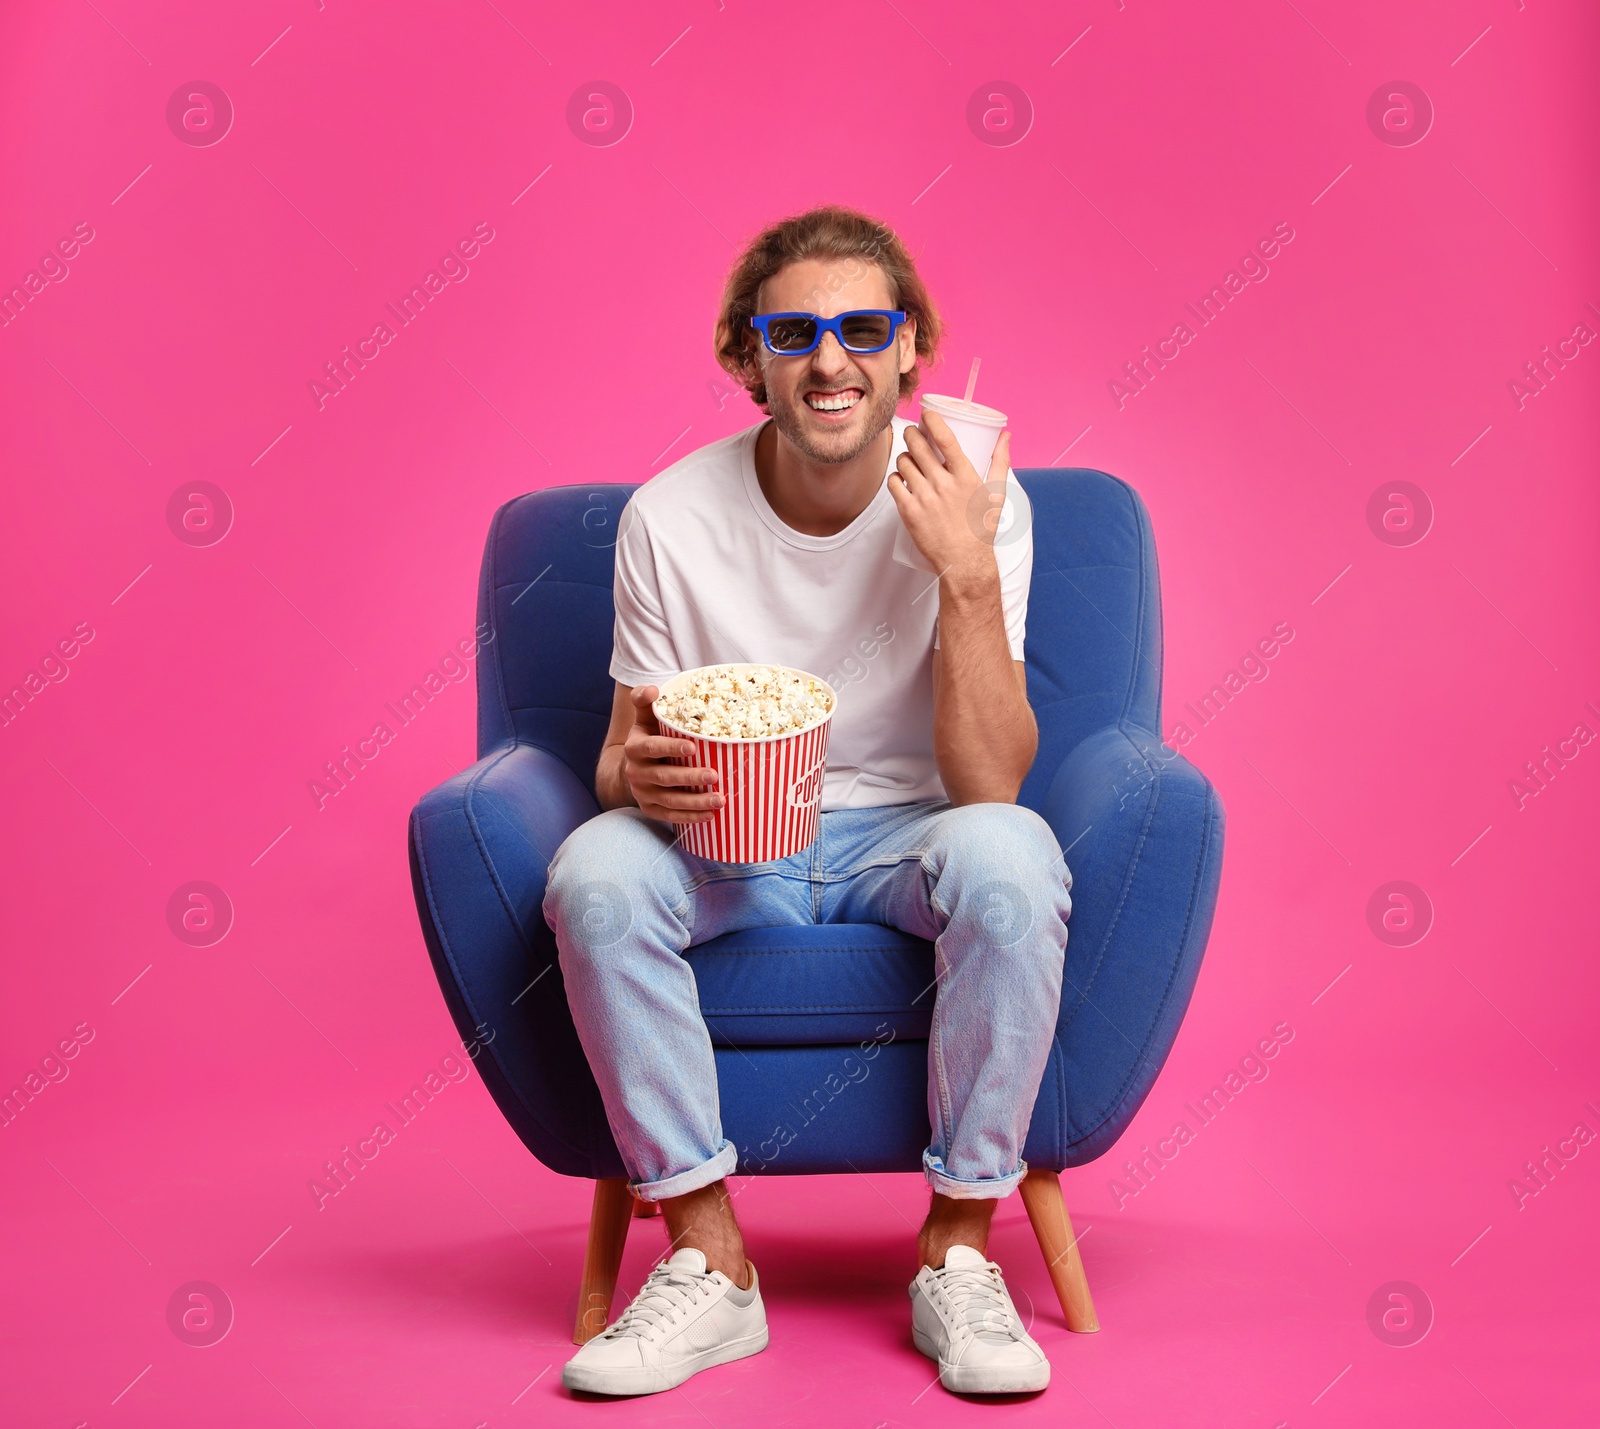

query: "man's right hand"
left=624, top=685, right=724, bottom=824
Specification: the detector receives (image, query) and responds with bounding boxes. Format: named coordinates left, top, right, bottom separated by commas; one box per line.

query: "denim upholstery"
left=408, top=470, right=1226, bottom=1179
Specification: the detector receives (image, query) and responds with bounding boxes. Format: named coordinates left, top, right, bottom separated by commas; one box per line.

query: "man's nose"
left=811, top=331, right=851, bottom=369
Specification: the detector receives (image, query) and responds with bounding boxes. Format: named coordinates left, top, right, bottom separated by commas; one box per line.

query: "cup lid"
left=919, top=393, right=1007, bottom=425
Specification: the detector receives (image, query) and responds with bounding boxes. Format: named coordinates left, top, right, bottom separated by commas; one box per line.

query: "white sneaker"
left=562, top=1248, right=768, bottom=1396
left=910, top=1244, right=1050, bottom=1394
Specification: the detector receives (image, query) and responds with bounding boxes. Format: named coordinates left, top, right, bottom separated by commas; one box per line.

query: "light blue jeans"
left=543, top=799, right=1071, bottom=1201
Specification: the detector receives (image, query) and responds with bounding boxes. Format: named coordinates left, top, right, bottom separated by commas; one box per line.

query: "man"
left=544, top=204, right=1072, bottom=1397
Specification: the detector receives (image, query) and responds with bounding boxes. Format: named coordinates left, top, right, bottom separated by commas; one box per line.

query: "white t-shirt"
left=610, top=413, right=1033, bottom=810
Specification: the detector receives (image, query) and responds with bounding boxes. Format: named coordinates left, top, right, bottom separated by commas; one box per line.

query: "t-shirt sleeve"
left=609, top=500, right=682, bottom=689
left=934, top=470, right=1032, bottom=662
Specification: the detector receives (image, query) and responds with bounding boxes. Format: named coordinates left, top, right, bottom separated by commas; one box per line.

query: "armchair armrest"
left=1028, top=723, right=1226, bottom=1166
left=409, top=742, right=616, bottom=1177
left=414, top=742, right=599, bottom=929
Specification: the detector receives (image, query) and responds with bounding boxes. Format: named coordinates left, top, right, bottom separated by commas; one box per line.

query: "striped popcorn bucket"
left=655, top=664, right=837, bottom=864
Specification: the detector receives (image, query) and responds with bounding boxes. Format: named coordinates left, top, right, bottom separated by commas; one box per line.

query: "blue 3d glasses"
left=749, top=309, right=908, bottom=356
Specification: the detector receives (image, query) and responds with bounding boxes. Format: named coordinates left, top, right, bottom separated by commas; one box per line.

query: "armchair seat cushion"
left=688, top=924, right=935, bottom=1047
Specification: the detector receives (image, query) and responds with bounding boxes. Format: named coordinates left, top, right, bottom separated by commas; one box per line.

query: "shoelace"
left=932, top=1262, right=1021, bottom=1344
left=603, top=1262, right=713, bottom=1340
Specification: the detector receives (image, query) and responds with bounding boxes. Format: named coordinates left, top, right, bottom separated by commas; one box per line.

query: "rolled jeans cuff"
left=922, top=1151, right=1027, bottom=1200
left=631, top=1140, right=738, bottom=1203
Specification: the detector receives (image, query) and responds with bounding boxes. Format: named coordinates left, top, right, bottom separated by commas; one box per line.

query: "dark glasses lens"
left=766, top=316, right=818, bottom=352
left=837, top=312, right=893, bottom=349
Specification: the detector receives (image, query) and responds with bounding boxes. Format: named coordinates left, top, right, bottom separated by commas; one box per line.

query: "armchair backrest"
left=475, top=484, right=633, bottom=778
left=1011, top=467, right=1164, bottom=806
left=474, top=470, right=1164, bottom=809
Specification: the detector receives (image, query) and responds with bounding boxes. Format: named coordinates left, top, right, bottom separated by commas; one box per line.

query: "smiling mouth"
left=804, top=387, right=863, bottom=415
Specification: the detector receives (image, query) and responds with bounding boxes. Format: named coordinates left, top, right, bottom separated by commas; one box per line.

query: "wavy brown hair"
left=713, top=204, right=944, bottom=410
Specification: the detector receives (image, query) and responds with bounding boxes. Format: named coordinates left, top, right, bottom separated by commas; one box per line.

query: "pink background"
left=2, top=0, right=1597, bottom=1424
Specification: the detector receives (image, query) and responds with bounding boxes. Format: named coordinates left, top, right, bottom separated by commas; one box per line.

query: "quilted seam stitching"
left=1063, top=773, right=1216, bottom=1156
left=686, top=944, right=928, bottom=957
left=465, top=744, right=622, bottom=1171
left=460, top=747, right=539, bottom=962
left=410, top=798, right=591, bottom=1169
left=700, top=1002, right=931, bottom=1014
left=1052, top=724, right=1164, bottom=1142
left=491, top=577, right=610, bottom=590
left=484, top=502, right=516, bottom=754
left=1056, top=725, right=1161, bottom=1042
left=1119, top=480, right=1142, bottom=726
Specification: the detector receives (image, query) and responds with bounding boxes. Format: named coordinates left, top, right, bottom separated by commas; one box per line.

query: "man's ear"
left=736, top=326, right=759, bottom=376
left=899, top=314, right=917, bottom=375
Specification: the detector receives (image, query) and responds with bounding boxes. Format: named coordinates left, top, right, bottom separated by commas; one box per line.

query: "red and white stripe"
left=664, top=716, right=832, bottom=863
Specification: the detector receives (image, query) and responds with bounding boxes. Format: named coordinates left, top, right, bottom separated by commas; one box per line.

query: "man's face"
left=748, top=258, right=917, bottom=465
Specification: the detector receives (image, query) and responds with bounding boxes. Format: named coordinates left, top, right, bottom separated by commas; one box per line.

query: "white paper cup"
left=654, top=664, right=837, bottom=863
left=893, top=394, right=1011, bottom=571
left=919, top=393, right=1009, bottom=473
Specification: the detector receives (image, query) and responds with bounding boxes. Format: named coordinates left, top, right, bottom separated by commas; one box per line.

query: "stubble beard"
left=767, top=373, right=899, bottom=466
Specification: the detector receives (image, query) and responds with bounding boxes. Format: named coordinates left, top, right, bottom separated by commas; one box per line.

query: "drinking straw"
left=963, top=357, right=981, bottom=405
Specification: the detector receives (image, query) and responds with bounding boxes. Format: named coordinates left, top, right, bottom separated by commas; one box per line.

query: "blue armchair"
left=408, top=468, right=1225, bottom=1341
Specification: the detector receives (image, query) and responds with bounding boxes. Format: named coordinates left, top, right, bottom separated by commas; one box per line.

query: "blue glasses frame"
left=749, top=309, right=908, bottom=356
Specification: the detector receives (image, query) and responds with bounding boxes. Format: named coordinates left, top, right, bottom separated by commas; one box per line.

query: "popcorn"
left=655, top=663, right=834, bottom=740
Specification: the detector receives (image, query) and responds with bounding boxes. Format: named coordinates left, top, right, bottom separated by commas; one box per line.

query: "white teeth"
left=807, top=391, right=860, bottom=412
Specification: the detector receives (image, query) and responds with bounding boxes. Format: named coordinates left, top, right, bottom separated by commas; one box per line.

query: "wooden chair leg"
left=632, top=1195, right=659, bottom=1218
left=1018, top=1168, right=1100, bottom=1333
left=574, top=1177, right=635, bottom=1344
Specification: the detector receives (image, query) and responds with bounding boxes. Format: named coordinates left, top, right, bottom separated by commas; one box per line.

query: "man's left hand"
left=888, top=409, right=1011, bottom=582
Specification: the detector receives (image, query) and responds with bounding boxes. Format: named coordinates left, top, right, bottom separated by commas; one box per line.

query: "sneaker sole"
left=912, top=1326, right=1051, bottom=1395
left=562, top=1326, right=770, bottom=1397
